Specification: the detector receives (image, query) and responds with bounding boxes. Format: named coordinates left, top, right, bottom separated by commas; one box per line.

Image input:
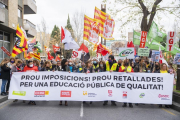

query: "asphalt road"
left=0, top=100, right=179, bottom=120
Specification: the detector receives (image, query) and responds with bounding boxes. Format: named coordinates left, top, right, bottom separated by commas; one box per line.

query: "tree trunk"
left=138, top=0, right=162, bottom=32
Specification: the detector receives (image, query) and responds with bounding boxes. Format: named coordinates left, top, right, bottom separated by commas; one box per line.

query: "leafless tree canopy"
left=72, top=10, right=85, bottom=45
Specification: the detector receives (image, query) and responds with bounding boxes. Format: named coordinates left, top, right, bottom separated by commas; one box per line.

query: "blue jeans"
left=1, top=79, right=7, bottom=93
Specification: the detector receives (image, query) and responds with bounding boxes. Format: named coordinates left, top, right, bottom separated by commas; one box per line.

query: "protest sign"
left=1, top=47, right=11, bottom=56
left=119, top=48, right=134, bottom=59
left=173, top=53, right=180, bottom=65
left=9, top=71, right=173, bottom=104
left=151, top=50, right=160, bottom=62
left=138, top=48, right=150, bottom=56
left=166, top=31, right=176, bottom=51
left=140, top=31, right=147, bottom=48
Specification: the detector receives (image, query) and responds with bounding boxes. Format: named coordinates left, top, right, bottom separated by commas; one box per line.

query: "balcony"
left=24, top=0, right=37, bottom=14
left=0, top=7, right=5, bottom=23
left=23, top=19, right=36, bottom=38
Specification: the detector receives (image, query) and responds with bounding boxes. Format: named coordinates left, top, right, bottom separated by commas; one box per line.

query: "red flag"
left=127, top=41, right=136, bottom=55
left=78, top=43, right=90, bottom=62
left=55, top=55, right=61, bottom=61
left=78, top=43, right=89, bottom=53
left=96, top=44, right=109, bottom=56
left=127, top=42, right=130, bottom=47
left=53, top=45, right=60, bottom=53
left=48, top=52, right=54, bottom=60
left=61, top=27, right=65, bottom=42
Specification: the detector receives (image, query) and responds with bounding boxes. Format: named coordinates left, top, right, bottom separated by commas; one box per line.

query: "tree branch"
left=147, top=0, right=162, bottom=31
left=138, top=0, right=146, bottom=10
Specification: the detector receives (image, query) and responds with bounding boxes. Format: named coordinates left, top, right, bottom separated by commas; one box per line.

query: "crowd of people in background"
left=0, top=55, right=176, bottom=108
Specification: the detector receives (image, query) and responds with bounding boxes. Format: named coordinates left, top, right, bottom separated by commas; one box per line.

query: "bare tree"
left=37, top=18, right=49, bottom=57
left=103, top=0, right=180, bottom=32
left=72, top=10, right=85, bottom=45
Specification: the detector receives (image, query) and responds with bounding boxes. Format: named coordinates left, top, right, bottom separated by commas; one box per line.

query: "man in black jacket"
left=1, top=58, right=11, bottom=96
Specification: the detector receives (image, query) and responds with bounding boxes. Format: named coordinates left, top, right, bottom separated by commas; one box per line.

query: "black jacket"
left=1, top=64, right=11, bottom=80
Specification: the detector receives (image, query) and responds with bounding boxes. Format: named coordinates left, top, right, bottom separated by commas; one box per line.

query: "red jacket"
left=118, top=66, right=134, bottom=72
left=23, top=66, right=39, bottom=72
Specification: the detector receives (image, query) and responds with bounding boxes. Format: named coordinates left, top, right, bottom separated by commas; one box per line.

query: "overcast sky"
left=24, top=0, right=179, bottom=40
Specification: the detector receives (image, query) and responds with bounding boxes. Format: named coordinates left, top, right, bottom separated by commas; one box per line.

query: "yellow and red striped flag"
left=94, top=7, right=115, bottom=40
left=33, top=52, right=41, bottom=60
left=83, top=15, right=99, bottom=45
left=12, top=24, right=28, bottom=57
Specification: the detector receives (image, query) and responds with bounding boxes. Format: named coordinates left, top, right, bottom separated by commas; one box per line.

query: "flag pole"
left=101, top=4, right=106, bottom=61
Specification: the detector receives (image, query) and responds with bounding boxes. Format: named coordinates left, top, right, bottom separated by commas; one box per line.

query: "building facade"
left=0, top=0, right=37, bottom=62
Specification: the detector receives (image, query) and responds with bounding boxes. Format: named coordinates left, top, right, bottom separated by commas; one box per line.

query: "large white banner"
left=9, top=72, right=174, bottom=104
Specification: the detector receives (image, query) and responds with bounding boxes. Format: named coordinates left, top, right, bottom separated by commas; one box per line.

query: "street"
left=0, top=100, right=179, bottom=120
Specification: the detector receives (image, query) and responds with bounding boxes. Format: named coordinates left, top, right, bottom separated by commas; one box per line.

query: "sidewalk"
left=0, top=79, right=8, bottom=103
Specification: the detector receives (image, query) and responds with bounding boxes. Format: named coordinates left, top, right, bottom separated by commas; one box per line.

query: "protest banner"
left=166, top=31, right=176, bottom=51
left=118, top=48, right=134, bottom=59
left=8, top=71, right=173, bottom=104
left=151, top=50, right=160, bottom=62
left=173, top=53, right=180, bottom=65
left=138, top=48, right=150, bottom=56
left=140, top=31, right=147, bottom=48
left=1, top=47, right=11, bottom=56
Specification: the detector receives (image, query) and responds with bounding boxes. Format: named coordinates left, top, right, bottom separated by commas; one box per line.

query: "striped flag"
left=12, top=25, right=28, bottom=57
left=83, top=15, right=99, bottom=45
left=94, top=7, right=115, bottom=40
left=33, top=52, right=41, bottom=60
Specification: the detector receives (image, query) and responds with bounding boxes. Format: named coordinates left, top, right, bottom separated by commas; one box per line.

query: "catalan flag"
left=94, top=7, right=115, bottom=40
left=33, top=52, right=41, bottom=60
left=12, top=25, right=28, bottom=57
left=83, top=15, right=99, bottom=45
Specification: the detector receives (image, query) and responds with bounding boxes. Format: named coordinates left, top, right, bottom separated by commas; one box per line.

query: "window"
left=0, top=0, right=8, bottom=9
left=0, top=31, right=3, bottom=40
left=18, top=8, right=22, bottom=18
left=0, top=31, right=11, bottom=62
left=4, top=32, right=10, bottom=41
left=3, top=41, right=10, bottom=59
left=0, top=41, right=3, bottom=63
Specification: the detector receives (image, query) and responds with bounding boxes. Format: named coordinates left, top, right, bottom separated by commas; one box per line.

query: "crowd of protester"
left=0, top=55, right=176, bottom=108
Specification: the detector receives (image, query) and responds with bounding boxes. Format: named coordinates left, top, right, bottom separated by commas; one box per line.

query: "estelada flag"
left=96, top=43, right=109, bottom=56
left=53, top=45, right=60, bottom=53
left=78, top=43, right=90, bottom=62
left=12, top=24, right=28, bottom=57
left=83, top=15, right=100, bottom=45
left=94, top=7, right=115, bottom=40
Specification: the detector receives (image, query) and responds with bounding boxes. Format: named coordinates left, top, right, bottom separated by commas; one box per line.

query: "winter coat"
left=1, top=64, right=11, bottom=80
